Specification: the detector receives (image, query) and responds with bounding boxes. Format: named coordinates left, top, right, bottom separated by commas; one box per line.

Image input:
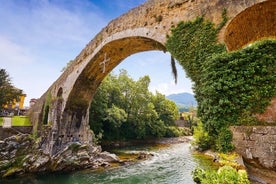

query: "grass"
left=0, top=117, right=3, bottom=126
left=12, top=116, right=32, bottom=126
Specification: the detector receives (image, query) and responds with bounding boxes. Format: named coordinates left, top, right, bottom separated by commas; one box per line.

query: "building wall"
left=3, top=94, right=26, bottom=110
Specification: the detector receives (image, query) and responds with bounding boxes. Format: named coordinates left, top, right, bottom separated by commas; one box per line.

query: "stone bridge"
left=29, top=0, right=276, bottom=155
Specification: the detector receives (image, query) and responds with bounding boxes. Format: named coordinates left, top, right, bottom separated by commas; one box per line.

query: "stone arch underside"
left=49, top=37, right=166, bottom=154
left=224, top=0, right=276, bottom=51
left=66, top=36, right=165, bottom=114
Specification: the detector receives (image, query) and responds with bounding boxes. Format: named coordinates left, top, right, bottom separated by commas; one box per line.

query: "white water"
left=2, top=143, right=202, bottom=184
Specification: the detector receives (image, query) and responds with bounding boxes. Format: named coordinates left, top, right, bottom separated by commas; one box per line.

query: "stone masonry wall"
left=231, top=126, right=276, bottom=170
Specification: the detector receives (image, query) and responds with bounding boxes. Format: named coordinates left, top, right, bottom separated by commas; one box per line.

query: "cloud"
left=0, top=0, right=108, bottom=106
left=115, top=51, right=193, bottom=96
left=149, top=80, right=194, bottom=96
left=0, top=0, right=106, bottom=54
left=0, top=36, right=34, bottom=67
left=0, top=0, right=193, bottom=107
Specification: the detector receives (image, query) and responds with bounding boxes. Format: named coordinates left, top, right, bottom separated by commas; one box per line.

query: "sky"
left=0, top=0, right=193, bottom=107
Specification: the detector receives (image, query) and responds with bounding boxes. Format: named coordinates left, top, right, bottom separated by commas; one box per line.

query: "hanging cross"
left=99, top=53, right=110, bottom=73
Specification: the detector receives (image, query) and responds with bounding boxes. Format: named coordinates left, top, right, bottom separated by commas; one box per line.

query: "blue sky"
left=0, top=0, right=193, bottom=107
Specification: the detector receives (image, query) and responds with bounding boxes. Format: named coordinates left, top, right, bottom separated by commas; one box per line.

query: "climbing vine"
left=42, top=92, right=52, bottom=125
left=166, top=16, right=226, bottom=83
left=166, top=13, right=276, bottom=152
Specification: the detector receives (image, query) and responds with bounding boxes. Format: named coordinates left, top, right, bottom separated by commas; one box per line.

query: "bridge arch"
left=224, top=0, right=276, bottom=51
left=28, top=0, right=271, bottom=155
left=50, top=36, right=166, bottom=154
left=66, top=36, right=166, bottom=109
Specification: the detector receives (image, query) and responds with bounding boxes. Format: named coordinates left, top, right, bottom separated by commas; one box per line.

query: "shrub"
left=192, top=121, right=212, bottom=151
left=165, top=126, right=191, bottom=137
left=215, top=128, right=234, bottom=153
left=192, top=166, right=250, bottom=184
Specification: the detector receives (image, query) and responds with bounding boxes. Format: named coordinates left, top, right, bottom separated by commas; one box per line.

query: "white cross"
left=99, top=53, right=110, bottom=73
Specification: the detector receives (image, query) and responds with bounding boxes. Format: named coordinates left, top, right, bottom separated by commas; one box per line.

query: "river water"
left=1, top=142, right=212, bottom=184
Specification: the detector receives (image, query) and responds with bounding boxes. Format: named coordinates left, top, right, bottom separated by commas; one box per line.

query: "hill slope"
left=166, top=92, right=197, bottom=108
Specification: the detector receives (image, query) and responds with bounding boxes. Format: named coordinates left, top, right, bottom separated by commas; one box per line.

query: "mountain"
left=166, top=92, right=197, bottom=109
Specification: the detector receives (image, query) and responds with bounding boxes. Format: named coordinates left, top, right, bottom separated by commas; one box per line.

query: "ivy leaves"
left=166, top=13, right=276, bottom=152
left=166, top=17, right=225, bottom=83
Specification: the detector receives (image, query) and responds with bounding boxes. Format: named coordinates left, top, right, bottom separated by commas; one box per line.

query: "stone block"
left=231, top=126, right=276, bottom=170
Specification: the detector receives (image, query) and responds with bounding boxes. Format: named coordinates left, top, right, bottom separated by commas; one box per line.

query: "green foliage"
left=192, top=121, right=212, bottom=151
left=0, top=117, right=3, bottom=126
left=166, top=16, right=226, bottom=83
left=192, top=166, right=250, bottom=184
left=61, top=60, right=74, bottom=72
left=216, top=8, right=228, bottom=31
left=165, top=126, right=191, bottom=137
left=192, top=167, right=206, bottom=184
left=0, top=69, right=23, bottom=110
left=89, top=70, right=180, bottom=141
left=215, top=128, right=234, bottom=153
left=199, top=40, right=276, bottom=151
left=105, top=105, right=127, bottom=128
left=152, top=92, right=179, bottom=126
left=42, top=92, right=52, bottom=125
left=166, top=10, right=276, bottom=152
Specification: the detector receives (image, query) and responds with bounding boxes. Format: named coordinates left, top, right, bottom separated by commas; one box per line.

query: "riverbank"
left=2, top=134, right=272, bottom=183
left=246, top=163, right=276, bottom=184
left=0, top=134, right=194, bottom=179
left=0, top=134, right=123, bottom=178
left=101, top=136, right=193, bottom=149
left=0, top=141, right=201, bottom=184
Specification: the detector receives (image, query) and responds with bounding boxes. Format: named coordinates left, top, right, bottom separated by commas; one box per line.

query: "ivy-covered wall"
left=166, top=15, right=276, bottom=152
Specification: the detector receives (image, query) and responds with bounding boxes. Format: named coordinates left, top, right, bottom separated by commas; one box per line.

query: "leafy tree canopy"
left=89, top=70, right=182, bottom=141
left=0, top=69, right=23, bottom=110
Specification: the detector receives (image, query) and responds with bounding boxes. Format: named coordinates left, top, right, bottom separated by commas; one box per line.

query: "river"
left=1, top=142, right=213, bottom=184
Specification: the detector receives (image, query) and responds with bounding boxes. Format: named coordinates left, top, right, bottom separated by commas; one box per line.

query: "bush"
left=192, top=167, right=206, bottom=183
left=215, top=128, right=235, bottom=153
left=192, top=121, right=212, bottom=151
left=192, top=166, right=250, bottom=184
left=165, top=126, right=191, bottom=137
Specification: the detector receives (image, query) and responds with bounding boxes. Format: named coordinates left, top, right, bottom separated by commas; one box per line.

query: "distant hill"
left=166, top=92, right=197, bottom=110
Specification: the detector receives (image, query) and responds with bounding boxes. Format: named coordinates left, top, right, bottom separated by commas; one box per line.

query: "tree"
left=89, top=70, right=180, bottom=141
left=0, top=69, right=22, bottom=110
left=152, top=92, right=179, bottom=126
